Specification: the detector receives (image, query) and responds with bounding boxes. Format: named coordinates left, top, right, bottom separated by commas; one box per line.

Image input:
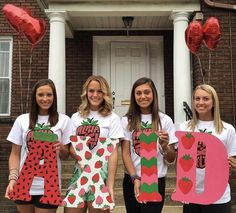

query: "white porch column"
left=170, top=12, right=192, bottom=128
left=46, top=11, right=68, bottom=113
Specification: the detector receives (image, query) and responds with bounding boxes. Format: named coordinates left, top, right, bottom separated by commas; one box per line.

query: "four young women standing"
left=5, top=77, right=236, bottom=213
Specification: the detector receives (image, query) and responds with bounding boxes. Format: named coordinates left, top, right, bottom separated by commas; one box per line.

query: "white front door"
left=110, top=42, right=148, bottom=117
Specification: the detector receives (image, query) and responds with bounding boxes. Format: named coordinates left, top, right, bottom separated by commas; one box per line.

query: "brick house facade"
left=0, top=0, right=235, bottom=212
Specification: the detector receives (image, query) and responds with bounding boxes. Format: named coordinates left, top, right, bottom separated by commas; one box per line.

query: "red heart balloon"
left=203, top=17, right=221, bottom=50
left=2, top=4, right=46, bottom=46
left=185, top=21, right=204, bottom=54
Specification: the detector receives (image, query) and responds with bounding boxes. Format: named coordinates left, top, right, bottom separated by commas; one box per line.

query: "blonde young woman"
left=121, top=77, right=178, bottom=213
left=65, top=75, right=124, bottom=213
left=179, top=84, right=236, bottom=213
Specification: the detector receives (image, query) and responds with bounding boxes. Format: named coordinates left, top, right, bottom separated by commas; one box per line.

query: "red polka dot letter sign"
left=9, top=124, right=61, bottom=205
left=62, top=136, right=119, bottom=209
left=172, top=131, right=229, bottom=204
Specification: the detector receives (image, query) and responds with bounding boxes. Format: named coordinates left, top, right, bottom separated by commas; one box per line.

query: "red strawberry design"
left=100, top=184, right=107, bottom=193
left=95, top=195, right=103, bottom=205
left=80, top=176, right=88, bottom=185
left=181, top=133, right=195, bottom=149
left=99, top=137, right=106, bottom=143
left=107, top=144, right=114, bottom=153
left=76, top=118, right=100, bottom=150
left=90, top=185, right=95, bottom=194
left=70, top=135, right=78, bottom=142
left=83, top=164, right=91, bottom=173
left=106, top=195, right=113, bottom=203
left=179, top=154, right=194, bottom=172
left=78, top=188, right=86, bottom=196
left=95, top=160, right=103, bottom=169
left=75, top=143, right=83, bottom=151
left=178, top=177, right=193, bottom=194
left=77, top=202, right=85, bottom=208
left=96, top=148, right=104, bottom=157
left=85, top=151, right=92, bottom=160
left=77, top=155, right=82, bottom=161
left=68, top=194, right=76, bottom=204
left=92, top=173, right=100, bottom=183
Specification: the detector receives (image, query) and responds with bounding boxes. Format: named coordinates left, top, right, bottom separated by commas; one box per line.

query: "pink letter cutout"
left=171, top=131, right=229, bottom=204
left=62, top=136, right=119, bottom=209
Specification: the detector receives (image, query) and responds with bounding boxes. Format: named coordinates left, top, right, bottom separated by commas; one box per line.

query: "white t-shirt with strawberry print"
left=179, top=120, right=236, bottom=204
left=70, top=110, right=124, bottom=181
left=7, top=113, right=72, bottom=195
left=121, top=112, right=178, bottom=178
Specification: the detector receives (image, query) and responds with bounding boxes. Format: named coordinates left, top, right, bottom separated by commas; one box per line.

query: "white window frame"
left=0, top=36, right=13, bottom=116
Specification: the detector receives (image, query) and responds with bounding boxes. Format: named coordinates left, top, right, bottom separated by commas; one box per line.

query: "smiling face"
left=193, top=88, right=214, bottom=121
left=36, top=85, right=54, bottom=115
left=134, top=83, right=153, bottom=114
left=87, top=80, right=104, bottom=111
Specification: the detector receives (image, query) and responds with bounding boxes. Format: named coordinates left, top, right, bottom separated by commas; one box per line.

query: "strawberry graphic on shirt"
left=197, top=128, right=212, bottom=169
left=26, top=123, right=55, bottom=151
left=76, top=118, right=100, bottom=150
left=132, top=121, right=152, bottom=156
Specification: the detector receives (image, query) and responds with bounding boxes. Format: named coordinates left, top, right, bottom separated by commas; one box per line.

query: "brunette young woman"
left=65, top=75, right=124, bottom=213
left=5, top=79, right=72, bottom=213
left=179, top=84, right=236, bottom=213
left=121, top=77, right=178, bottom=213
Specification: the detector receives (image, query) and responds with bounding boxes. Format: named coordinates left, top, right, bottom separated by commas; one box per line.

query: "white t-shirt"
left=71, top=110, right=124, bottom=177
left=7, top=113, right=72, bottom=195
left=121, top=112, right=178, bottom=178
left=71, top=110, right=124, bottom=140
left=179, top=120, right=236, bottom=204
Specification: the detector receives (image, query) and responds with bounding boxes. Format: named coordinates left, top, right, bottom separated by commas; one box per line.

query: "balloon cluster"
left=185, top=17, right=221, bottom=84
left=2, top=4, right=46, bottom=46
left=185, top=17, right=221, bottom=54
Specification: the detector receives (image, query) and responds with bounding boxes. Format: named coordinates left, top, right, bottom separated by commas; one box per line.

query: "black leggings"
left=123, top=173, right=165, bottom=213
left=183, top=201, right=231, bottom=213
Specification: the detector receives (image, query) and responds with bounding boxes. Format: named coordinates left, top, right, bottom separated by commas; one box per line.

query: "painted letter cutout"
left=138, top=132, right=162, bottom=202
left=9, top=124, right=61, bottom=205
left=172, top=131, right=229, bottom=204
left=62, top=136, right=119, bottom=209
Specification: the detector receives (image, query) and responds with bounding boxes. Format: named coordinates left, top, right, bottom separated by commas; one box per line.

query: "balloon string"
left=208, top=51, right=212, bottom=84
left=18, top=34, right=24, bottom=114
left=196, top=54, right=205, bottom=84
left=26, top=46, right=33, bottom=111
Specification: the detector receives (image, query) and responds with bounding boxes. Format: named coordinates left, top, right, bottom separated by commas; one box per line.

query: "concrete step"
left=56, top=205, right=183, bottom=213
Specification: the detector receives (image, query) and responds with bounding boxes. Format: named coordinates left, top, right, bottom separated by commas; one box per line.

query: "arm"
left=107, top=144, right=118, bottom=202
left=159, top=131, right=177, bottom=163
left=121, top=139, right=143, bottom=202
left=229, top=156, right=236, bottom=171
left=5, top=143, right=21, bottom=199
left=59, top=144, right=70, bottom=160
left=69, top=143, right=78, bottom=160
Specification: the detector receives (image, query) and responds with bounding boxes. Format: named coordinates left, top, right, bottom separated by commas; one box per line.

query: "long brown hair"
left=126, top=77, right=161, bottom=131
left=29, top=79, right=58, bottom=129
left=79, top=75, right=112, bottom=117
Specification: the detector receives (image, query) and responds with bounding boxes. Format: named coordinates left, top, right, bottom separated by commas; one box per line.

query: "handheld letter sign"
left=62, top=136, right=119, bottom=209
left=171, top=131, right=229, bottom=204
left=138, top=131, right=162, bottom=202
left=9, top=124, right=61, bottom=205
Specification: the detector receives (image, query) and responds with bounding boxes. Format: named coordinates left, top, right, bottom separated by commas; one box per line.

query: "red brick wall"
left=0, top=1, right=49, bottom=211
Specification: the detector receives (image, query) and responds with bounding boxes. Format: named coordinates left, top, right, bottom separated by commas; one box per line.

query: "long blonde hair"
left=188, top=84, right=223, bottom=134
left=79, top=75, right=112, bottom=117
